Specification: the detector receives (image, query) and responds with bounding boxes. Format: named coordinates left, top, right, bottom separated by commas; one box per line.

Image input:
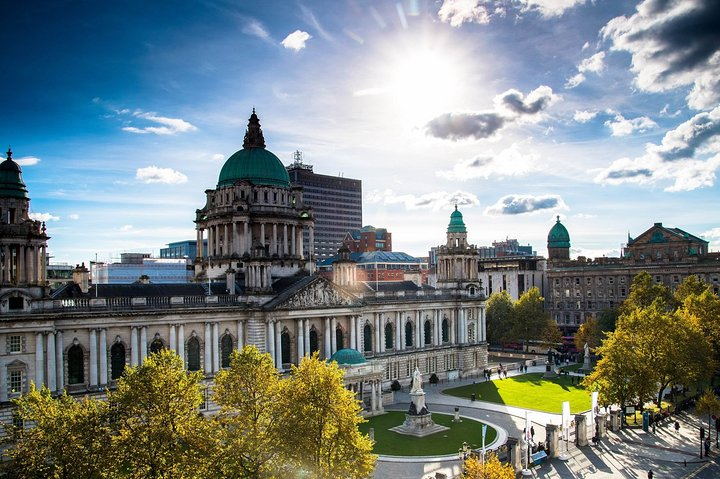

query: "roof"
left=217, top=111, right=291, bottom=188
left=447, top=206, right=467, bottom=233
left=547, top=216, right=570, bottom=248
left=318, top=251, right=425, bottom=267
left=364, top=280, right=424, bottom=293
left=329, top=348, right=367, bottom=365
left=628, top=222, right=709, bottom=247
left=0, top=149, right=28, bottom=199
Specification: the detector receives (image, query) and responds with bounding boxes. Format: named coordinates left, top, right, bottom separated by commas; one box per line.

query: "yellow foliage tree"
left=461, top=452, right=515, bottom=479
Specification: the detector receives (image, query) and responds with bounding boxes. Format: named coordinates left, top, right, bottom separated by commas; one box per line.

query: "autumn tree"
left=108, top=349, right=212, bottom=479
left=280, top=353, right=376, bottom=479
left=3, top=386, right=110, bottom=479
left=574, top=317, right=602, bottom=354
left=619, top=271, right=672, bottom=316
left=540, top=319, right=563, bottom=349
left=597, top=307, right=619, bottom=334
left=695, top=391, right=720, bottom=435
left=461, top=452, right=515, bottom=479
left=512, top=287, right=551, bottom=352
left=676, top=281, right=720, bottom=364
left=211, top=345, right=287, bottom=479
left=486, top=291, right=515, bottom=345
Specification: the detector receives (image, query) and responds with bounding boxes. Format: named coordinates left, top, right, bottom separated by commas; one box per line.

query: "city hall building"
left=0, top=112, right=488, bottom=423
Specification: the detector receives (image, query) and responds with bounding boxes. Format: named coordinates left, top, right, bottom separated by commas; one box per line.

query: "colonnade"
left=0, top=243, right=47, bottom=285
left=197, top=222, right=313, bottom=259
left=346, top=378, right=384, bottom=414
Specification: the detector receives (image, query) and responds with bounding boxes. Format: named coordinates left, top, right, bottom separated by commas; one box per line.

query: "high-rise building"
left=343, top=225, right=392, bottom=253
left=286, top=151, right=362, bottom=263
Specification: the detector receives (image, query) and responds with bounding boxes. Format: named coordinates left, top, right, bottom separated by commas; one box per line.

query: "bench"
left=530, top=450, right=548, bottom=466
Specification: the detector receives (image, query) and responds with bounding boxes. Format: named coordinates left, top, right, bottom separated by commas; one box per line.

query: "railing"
left=26, top=295, right=246, bottom=314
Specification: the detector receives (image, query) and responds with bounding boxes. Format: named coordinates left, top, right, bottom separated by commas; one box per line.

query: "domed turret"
left=329, top=348, right=367, bottom=366
left=217, top=110, right=291, bottom=188
left=0, top=148, right=29, bottom=199
left=447, top=205, right=467, bottom=233
left=547, top=216, right=570, bottom=260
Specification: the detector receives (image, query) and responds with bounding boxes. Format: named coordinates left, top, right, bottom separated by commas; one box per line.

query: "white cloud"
left=438, top=0, right=491, bottom=27
left=578, top=52, right=605, bottom=73
left=281, top=30, right=311, bottom=51
left=604, top=114, right=657, bottom=136
left=602, top=0, right=720, bottom=110
left=119, top=225, right=134, bottom=232
left=15, top=156, right=41, bottom=166
left=437, top=144, right=540, bottom=180
left=353, top=87, right=388, bottom=97
left=136, top=166, right=188, bottom=184
left=485, top=194, right=568, bottom=215
left=211, top=153, right=225, bottom=161
left=68, top=214, right=80, bottom=220
left=242, top=19, right=271, bottom=41
left=29, top=212, right=59, bottom=222
left=702, top=228, right=720, bottom=240
left=518, top=0, right=586, bottom=18
left=581, top=41, right=590, bottom=51
left=365, top=189, right=479, bottom=211
left=574, top=110, right=598, bottom=123
left=122, top=111, right=197, bottom=136
left=565, top=73, right=585, bottom=89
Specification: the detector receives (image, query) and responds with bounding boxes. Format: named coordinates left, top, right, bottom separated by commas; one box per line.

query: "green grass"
left=443, top=373, right=591, bottom=414
left=358, top=411, right=498, bottom=456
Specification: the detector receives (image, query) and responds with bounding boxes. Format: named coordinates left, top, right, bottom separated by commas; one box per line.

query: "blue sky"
left=2, top=0, right=719, bottom=266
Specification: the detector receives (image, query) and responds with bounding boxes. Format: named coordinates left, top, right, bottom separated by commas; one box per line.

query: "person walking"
left=647, top=469, right=653, bottom=479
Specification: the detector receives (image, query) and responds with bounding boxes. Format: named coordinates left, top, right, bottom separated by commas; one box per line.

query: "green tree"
left=108, top=349, right=211, bottom=479
left=574, top=317, right=602, bottom=354
left=597, top=307, right=619, bottom=334
left=3, top=385, right=110, bottom=479
left=619, top=271, right=672, bottom=316
left=461, top=452, right=515, bottom=479
left=673, top=275, right=711, bottom=305
left=211, top=345, right=286, bottom=479
left=540, top=319, right=563, bottom=349
left=280, top=353, right=376, bottom=479
left=512, top=287, right=551, bottom=352
left=695, top=391, right=720, bottom=435
left=677, top=284, right=720, bottom=364
left=485, top=291, right=515, bottom=345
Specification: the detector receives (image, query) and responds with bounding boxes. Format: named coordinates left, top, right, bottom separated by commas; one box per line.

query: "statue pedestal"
left=543, top=361, right=558, bottom=378
left=389, top=390, right=449, bottom=437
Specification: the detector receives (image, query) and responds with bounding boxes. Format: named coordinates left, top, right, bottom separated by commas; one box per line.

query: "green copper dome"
left=548, top=216, right=570, bottom=248
left=0, top=148, right=28, bottom=199
left=447, top=205, right=467, bottom=233
left=329, top=348, right=367, bottom=366
left=217, top=110, right=291, bottom=188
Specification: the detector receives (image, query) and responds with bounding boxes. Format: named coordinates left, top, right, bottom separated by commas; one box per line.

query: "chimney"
left=73, top=263, right=90, bottom=294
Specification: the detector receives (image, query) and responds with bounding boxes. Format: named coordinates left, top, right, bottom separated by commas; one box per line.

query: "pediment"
left=276, top=278, right=360, bottom=310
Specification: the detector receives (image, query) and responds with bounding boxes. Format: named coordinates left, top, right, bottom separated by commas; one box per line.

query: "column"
left=204, top=323, right=212, bottom=373
left=370, top=380, right=377, bottom=412
left=434, top=310, right=440, bottom=346
left=243, top=221, right=250, bottom=255
left=290, top=226, right=296, bottom=257
left=308, top=226, right=315, bottom=259
left=283, top=224, right=289, bottom=256
left=267, top=321, right=276, bottom=366
left=34, top=336, right=45, bottom=387
left=212, top=322, right=220, bottom=374
left=350, top=315, right=357, bottom=350
left=18, top=246, right=25, bottom=283
left=297, top=319, right=305, bottom=361
left=330, top=317, right=337, bottom=354
left=260, top=222, right=266, bottom=247
left=450, top=309, right=456, bottom=345
left=140, top=326, right=147, bottom=365
left=89, top=329, right=98, bottom=387
left=196, top=229, right=204, bottom=259
left=272, top=223, right=277, bottom=256
left=415, top=311, right=422, bottom=348
left=130, top=327, right=139, bottom=367
left=324, top=317, right=331, bottom=359
left=178, top=324, right=185, bottom=364
left=356, top=317, right=363, bottom=353
left=46, top=333, right=56, bottom=391
left=55, top=331, right=64, bottom=389
left=377, top=380, right=384, bottom=412
left=237, top=320, right=244, bottom=349
left=275, top=321, right=282, bottom=369
left=374, top=313, right=380, bottom=353
left=99, top=329, right=107, bottom=385
left=297, top=227, right=304, bottom=258
left=304, top=319, right=310, bottom=356
left=170, top=325, right=177, bottom=352
left=207, top=227, right=213, bottom=257
left=481, top=307, right=486, bottom=342
left=379, top=315, right=386, bottom=353
left=232, top=221, right=239, bottom=255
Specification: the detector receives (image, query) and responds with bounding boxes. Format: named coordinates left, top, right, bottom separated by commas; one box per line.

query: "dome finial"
left=243, top=109, right=266, bottom=149
left=6, top=146, right=11, bottom=160
left=556, top=215, right=560, bottom=223
left=454, top=203, right=458, bottom=211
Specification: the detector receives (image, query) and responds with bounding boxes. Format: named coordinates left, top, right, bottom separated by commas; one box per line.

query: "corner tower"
left=435, top=206, right=480, bottom=293
left=195, top=111, right=315, bottom=293
left=547, top=216, right=570, bottom=261
left=0, top=148, right=49, bottom=309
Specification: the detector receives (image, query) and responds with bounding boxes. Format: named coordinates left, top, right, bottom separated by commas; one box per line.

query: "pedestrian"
left=647, top=469, right=653, bottom=479
left=531, top=425, right=535, bottom=439
left=675, top=420, right=680, bottom=433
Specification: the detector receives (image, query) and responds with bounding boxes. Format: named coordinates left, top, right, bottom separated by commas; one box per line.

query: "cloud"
left=702, top=227, right=720, bottom=240
left=601, top=0, right=720, bottom=110
left=242, top=19, right=271, bottom=41
left=604, top=114, right=657, bottom=136
left=365, top=189, right=479, bottom=211
left=438, top=0, right=491, bottom=27
left=437, top=144, right=540, bottom=180
left=119, top=225, right=133, bottom=232
left=136, top=166, right=188, bottom=184
left=122, top=111, right=197, bottom=136
left=211, top=153, right=225, bottom=161
left=517, top=0, right=586, bottom=18
left=484, top=194, right=567, bottom=215
left=300, top=4, right=333, bottom=41
left=565, top=51, right=605, bottom=88
left=594, top=106, right=720, bottom=191
left=14, top=156, right=41, bottom=166
left=282, top=30, right=311, bottom=51
left=574, top=110, right=598, bottom=123
left=426, top=85, right=558, bottom=141
left=68, top=214, right=80, bottom=220
left=353, top=87, right=388, bottom=97
left=565, top=73, right=585, bottom=89
left=29, top=212, right=59, bottom=222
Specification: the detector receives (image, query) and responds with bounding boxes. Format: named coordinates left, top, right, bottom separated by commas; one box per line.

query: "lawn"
left=443, top=373, right=591, bottom=414
left=358, top=411, right=498, bottom=456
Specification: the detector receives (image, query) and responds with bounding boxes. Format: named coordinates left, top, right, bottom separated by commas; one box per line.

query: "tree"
left=574, top=317, right=602, bottom=354
left=540, top=319, right=563, bottom=349
left=280, top=353, right=376, bottom=479
left=677, top=284, right=720, bottom=364
left=486, top=291, right=515, bottom=345
left=597, top=307, right=619, bottom=334
left=4, top=385, right=110, bottom=479
left=619, top=271, right=672, bottom=316
left=461, top=452, right=515, bottom=479
left=108, top=349, right=212, bottom=479
left=674, top=275, right=711, bottom=305
left=695, top=391, right=720, bottom=435
left=211, top=345, right=287, bottom=479
left=512, top=288, right=551, bottom=351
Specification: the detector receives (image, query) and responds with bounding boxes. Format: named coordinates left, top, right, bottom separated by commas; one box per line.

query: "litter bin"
left=471, top=393, right=476, bottom=402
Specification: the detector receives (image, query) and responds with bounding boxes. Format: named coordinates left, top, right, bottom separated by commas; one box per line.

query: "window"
left=620, top=288, right=627, bottom=297
left=150, top=339, right=164, bottom=354
left=281, top=330, right=291, bottom=364
left=9, top=370, right=22, bottom=394
left=575, top=278, right=580, bottom=285
left=384, top=323, right=394, bottom=350
left=363, top=324, right=372, bottom=352
left=110, top=343, right=126, bottom=380
left=67, top=345, right=84, bottom=384
left=586, top=277, right=592, bottom=285
left=8, top=335, right=22, bottom=353
left=441, top=319, right=449, bottom=343
left=187, top=337, right=200, bottom=371
left=423, top=320, right=432, bottom=345
left=335, top=328, right=344, bottom=350
left=310, top=328, right=319, bottom=353
left=609, top=277, right=614, bottom=284
left=655, top=276, right=662, bottom=284
left=468, top=323, right=476, bottom=342
left=221, top=335, right=233, bottom=368
left=405, top=321, right=414, bottom=348
left=673, top=275, right=680, bottom=283
left=8, top=297, right=23, bottom=310
left=586, top=291, right=592, bottom=297
left=620, top=277, right=626, bottom=284
left=554, top=278, right=560, bottom=286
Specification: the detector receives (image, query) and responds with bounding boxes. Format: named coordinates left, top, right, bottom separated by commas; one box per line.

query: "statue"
left=584, top=342, right=590, bottom=357
left=411, top=367, right=423, bottom=393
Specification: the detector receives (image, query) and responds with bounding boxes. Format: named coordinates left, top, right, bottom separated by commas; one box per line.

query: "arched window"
left=363, top=324, right=373, bottom=352
left=221, top=335, right=233, bottom=368
left=384, top=323, right=394, bottom=350
left=68, top=345, right=84, bottom=384
left=187, top=337, right=200, bottom=371
left=424, top=320, right=432, bottom=345
left=442, top=318, right=449, bottom=343
left=405, top=321, right=414, bottom=348
left=468, top=322, right=476, bottom=343
left=309, top=328, right=319, bottom=354
left=281, top=329, right=291, bottom=365
left=150, top=339, right=164, bottom=355
left=335, top=327, right=344, bottom=350
left=110, top=343, right=126, bottom=380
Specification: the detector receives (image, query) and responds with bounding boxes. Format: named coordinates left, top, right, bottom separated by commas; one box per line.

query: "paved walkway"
left=373, top=364, right=716, bottom=479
